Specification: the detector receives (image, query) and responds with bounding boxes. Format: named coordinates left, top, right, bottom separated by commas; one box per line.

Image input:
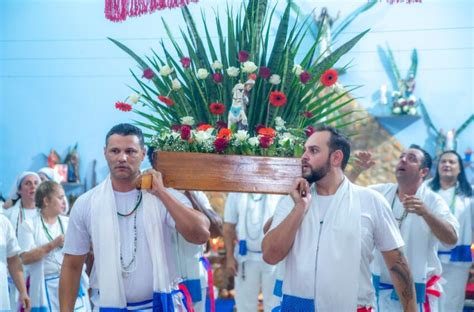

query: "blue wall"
left=1, top=0, right=473, bottom=195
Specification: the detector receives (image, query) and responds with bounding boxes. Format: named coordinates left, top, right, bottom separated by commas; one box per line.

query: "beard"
left=303, top=157, right=331, bottom=184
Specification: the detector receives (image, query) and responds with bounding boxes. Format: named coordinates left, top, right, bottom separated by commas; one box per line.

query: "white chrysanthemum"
left=211, top=60, right=223, bottom=70
left=392, top=107, right=401, bottom=115
left=269, top=74, right=281, bottom=85
left=128, top=93, right=140, bottom=104
left=180, top=116, right=195, bottom=126
left=226, top=66, right=240, bottom=77
left=248, top=137, right=259, bottom=147
left=171, top=79, right=182, bottom=91
left=194, top=130, right=212, bottom=144
left=241, top=61, right=258, bottom=73
left=293, top=64, right=304, bottom=76
left=234, top=130, right=249, bottom=142
left=197, top=68, right=209, bottom=80
left=274, top=117, right=286, bottom=128
left=408, top=107, right=417, bottom=115
left=160, top=65, right=174, bottom=77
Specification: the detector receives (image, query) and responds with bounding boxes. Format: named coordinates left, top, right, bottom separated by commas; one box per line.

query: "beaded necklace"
left=391, top=190, right=408, bottom=229
left=40, top=214, right=64, bottom=241
left=117, top=191, right=142, bottom=217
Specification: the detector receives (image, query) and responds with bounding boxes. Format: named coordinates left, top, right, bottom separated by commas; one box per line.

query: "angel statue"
left=228, top=81, right=253, bottom=130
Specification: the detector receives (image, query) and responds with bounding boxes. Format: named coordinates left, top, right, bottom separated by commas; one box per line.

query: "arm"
left=347, top=151, right=375, bottom=183
left=263, top=216, right=273, bottom=234
left=223, top=222, right=238, bottom=276
left=59, top=254, right=87, bottom=312
left=184, top=191, right=223, bottom=238
left=403, top=195, right=457, bottom=245
left=20, top=235, right=63, bottom=265
left=7, top=255, right=31, bottom=311
left=146, top=170, right=210, bottom=244
left=262, top=179, right=311, bottom=265
left=382, top=249, right=417, bottom=312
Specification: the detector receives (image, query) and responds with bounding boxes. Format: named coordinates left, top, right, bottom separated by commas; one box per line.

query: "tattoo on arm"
left=390, top=250, right=414, bottom=309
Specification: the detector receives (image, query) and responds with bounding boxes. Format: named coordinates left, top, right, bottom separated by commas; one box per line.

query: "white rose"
left=160, top=65, right=174, bottom=77
left=197, top=68, right=209, bottom=80
left=194, top=130, right=212, bottom=143
left=408, top=107, right=417, bottom=115
left=234, top=130, right=249, bottom=142
left=408, top=95, right=417, bottom=103
left=248, top=137, right=259, bottom=147
left=274, top=116, right=286, bottom=128
left=241, top=61, right=258, bottom=73
left=171, top=79, right=182, bottom=91
left=128, top=93, right=140, bottom=104
left=293, top=64, right=304, bottom=76
left=180, top=116, right=195, bottom=126
left=392, top=107, right=401, bottom=115
left=226, top=66, right=240, bottom=77
left=269, top=74, right=281, bottom=85
left=211, top=60, right=223, bottom=70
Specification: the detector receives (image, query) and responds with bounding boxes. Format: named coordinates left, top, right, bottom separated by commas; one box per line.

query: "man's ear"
left=420, top=167, right=429, bottom=179
left=331, top=150, right=344, bottom=168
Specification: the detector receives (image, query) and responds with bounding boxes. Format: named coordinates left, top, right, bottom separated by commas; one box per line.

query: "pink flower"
left=238, top=50, right=250, bottom=62
left=180, top=57, right=191, bottom=68
left=180, top=125, right=191, bottom=140
left=259, top=67, right=271, bottom=79
left=213, top=72, right=223, bottom=83
left=259, top=136, right=273, bottom=148
left=305, top=125, right=315, bottom=137
left=142, top=68, right=155, bottom=80
left=299, top=71, right=312, bottom=84
left=214, top=137, right=229, bottom=153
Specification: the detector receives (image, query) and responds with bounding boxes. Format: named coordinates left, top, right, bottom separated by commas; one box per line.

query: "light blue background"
left=1, top=0, right=473, bottom=195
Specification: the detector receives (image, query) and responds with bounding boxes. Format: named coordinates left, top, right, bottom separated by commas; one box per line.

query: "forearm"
left=223, top=223, right=236, bottom=258
left=7, top=256, right=28, bottom=295
left=158, top=190, right=210, bottom=244
left=262, top=207, right=305, bottom=265
left=383, top=249, right=417, bottom=312
left=422, top=212, right=457, bottom=245
left=59, top=254, right=86, bottom=312
left=20, top=241, right=56, bottom=264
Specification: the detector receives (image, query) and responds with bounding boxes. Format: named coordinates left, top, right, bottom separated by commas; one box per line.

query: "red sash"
left=423, top=275, right=441, bottom=312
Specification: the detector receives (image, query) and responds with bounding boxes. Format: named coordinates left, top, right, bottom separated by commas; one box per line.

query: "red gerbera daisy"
left=115, top=101, right=132, bottom=112
left=269, top=91, right=287, bottom=107
left=320, top=69, right=338, bottom=87
left=209, top=102, right=225, bottom=115
left=197, top=124, right=213, bottom=131
left=158, top=95, right=174, bottom=106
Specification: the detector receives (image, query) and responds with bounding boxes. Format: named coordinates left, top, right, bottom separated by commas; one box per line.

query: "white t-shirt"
left=63, top=187, right=190, bottom=304
left=18, top=215, right=68, bottom=275
left=0, top=214, right=21, bottom=263
left=2, top=200, right=39, bottom=236
left=271, top=187, right=404, bottom=307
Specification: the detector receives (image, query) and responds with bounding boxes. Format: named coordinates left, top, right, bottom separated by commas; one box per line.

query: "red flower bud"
left=238, top=50, right=250, bottom=62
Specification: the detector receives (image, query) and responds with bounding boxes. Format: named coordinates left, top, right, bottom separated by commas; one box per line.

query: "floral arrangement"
left=112, top=0, right=367, bottom=157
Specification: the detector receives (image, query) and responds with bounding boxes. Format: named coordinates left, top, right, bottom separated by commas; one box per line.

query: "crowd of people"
left=1, top=122, right=472, bottom=312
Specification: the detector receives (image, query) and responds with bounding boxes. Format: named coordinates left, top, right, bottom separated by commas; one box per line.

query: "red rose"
left=171, top=124, right=181, bottom=132
left=269, top=91, right=287, bottom=107
left=142, top=68, right=155, bottom=80
left=254, top=124, right=265, bottom=133
left=209, top=102, right=225, bottom=115
left=302, top=111, right=313, bottom=118
left=115, top=101, right=132, bottom=112
left=238, top=50, right=250, bottom=62
left=180, top=57, right=191, bottom=69
left=212, top=73, right=223, bottom=83
left=320, top=69, right=338, bottom=87
left=259, top=136, right=273, bottom=148
left=259, top=67, right=271, bottom=79
left=299, top=71, right=312, bottom=84
left=305, top=125, right=315, bottom=137
left=180, top=125, right=191, bottom=140
left=214, top=137, right=229, bottom=153
left=158, top=95, right=174, bottom=107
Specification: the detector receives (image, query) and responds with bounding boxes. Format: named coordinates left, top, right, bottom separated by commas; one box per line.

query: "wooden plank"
left=154, top=151, right=302, bottom=194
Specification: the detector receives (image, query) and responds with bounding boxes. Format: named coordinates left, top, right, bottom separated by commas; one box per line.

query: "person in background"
left=428, top=150, right=473, bottom=312
left=2, top=171, right=41, bottom=311
left=18, top=181, right=91, bottom=311
left=0, top=213, right=31, bottom=311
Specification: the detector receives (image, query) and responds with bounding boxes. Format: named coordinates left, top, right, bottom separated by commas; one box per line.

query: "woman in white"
left=18, top=181, right=91, bottom=311
left=428, top=150, right=473, bottom=312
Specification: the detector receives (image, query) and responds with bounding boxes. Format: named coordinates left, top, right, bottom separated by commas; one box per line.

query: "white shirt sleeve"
left=17, top=220, right=37, bottom=254
left=191, top=191, right=213, bottom=211
left=429, top=192, right=460, bottom=248
left=3, top=216, right=21, bottom=258
left=160, top=189, right=193, bottom=228
left=269, top=195, right=294, bottom=231
left=63, top=194, right=92, bottom=256
left=224, top=193, right=240, bottom=224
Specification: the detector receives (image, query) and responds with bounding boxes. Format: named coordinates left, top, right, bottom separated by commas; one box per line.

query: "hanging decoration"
left=105, top=0, right=199, bottom=22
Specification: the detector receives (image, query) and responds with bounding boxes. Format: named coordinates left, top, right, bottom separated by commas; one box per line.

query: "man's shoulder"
left=352, top=184, right=391, bottom=215
left=70, top=187, right=97, bottom=216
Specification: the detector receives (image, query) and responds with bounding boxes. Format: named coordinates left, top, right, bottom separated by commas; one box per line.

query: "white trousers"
left=234, top=259, right=278, bottom=312
left=439, top=262, right=470, bottom=312
left=378, top=288, right=437, bottom=312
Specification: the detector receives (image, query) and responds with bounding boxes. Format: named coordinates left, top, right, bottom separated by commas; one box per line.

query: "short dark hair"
left=314, top=125, right=351, bottom=170
left=35, top=181, right=60, bottom=209
left=409, top=144, right=432, bottom=171
left=105, top=123, right=145, bottom=148
left=429, top=150, right=472, bottom=197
